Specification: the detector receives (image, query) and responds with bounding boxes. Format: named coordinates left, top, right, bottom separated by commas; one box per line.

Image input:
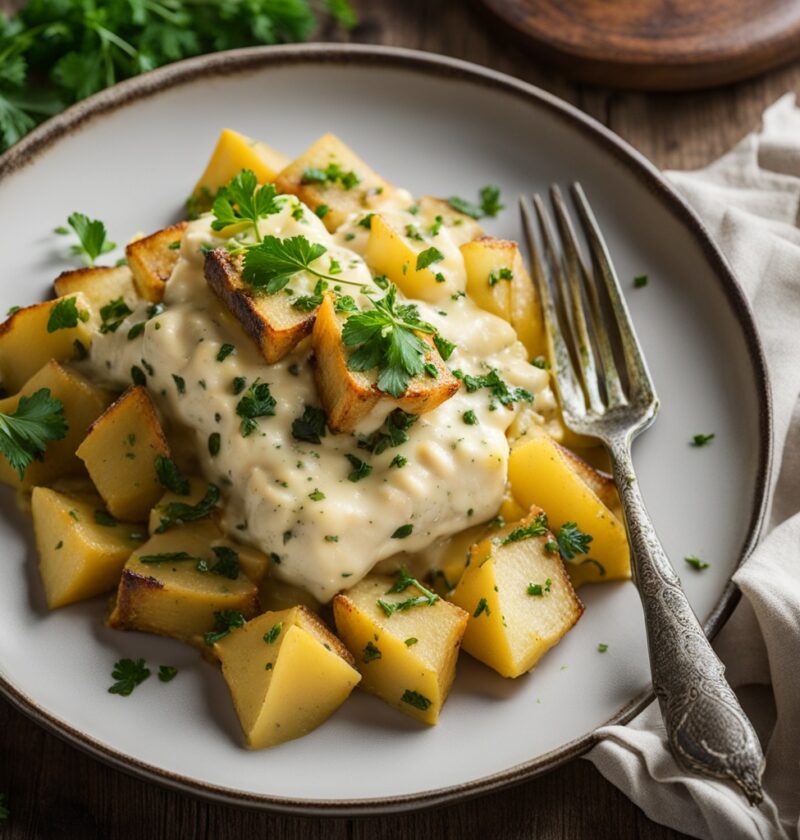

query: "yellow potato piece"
left=0, top=360, right=113, bottom=490
left=107, top=525, right=260, bottom=643
left=365, top=214, right=460, bottom=303
left=0, top=293, right=93, bottom=393
left=214, top=606, right=360, bottom=749
left=126, top=223, right=186, bottom=302
left=450, top=507, right=583, bottom=678
left=333, top=574, right=469, bottom=725
left=192, top=128, right=289, bottom=200
left=275, top=133, right=395, bottom=232
left=32, top=487, right=142, bottom=609
left=461, top=236, right=544, bottom=358
left=508, top=434, right=630, bottom=585
left=76, top=386, right=171, bottom=522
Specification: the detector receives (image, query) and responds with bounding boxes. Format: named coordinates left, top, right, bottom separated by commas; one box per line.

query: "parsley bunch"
left=0, top=388, right=68, bottom=479
left=0, top=0, right=357, bottom=153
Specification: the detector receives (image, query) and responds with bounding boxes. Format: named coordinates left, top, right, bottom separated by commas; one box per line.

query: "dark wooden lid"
left=476, top=0, right=800, bottom=90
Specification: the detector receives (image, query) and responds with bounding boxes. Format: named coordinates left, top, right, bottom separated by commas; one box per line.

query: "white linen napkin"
left=586, top=94, right=800, bottom=840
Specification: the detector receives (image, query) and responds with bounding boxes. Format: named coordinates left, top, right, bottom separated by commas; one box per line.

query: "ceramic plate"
left=0, top=45, right=771, bottom=814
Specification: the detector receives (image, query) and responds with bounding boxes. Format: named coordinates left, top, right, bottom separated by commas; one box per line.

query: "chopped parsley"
left=415, top=246, right=444, bottom=272
left=316, top=204, right=330, bottom=219
left=447, top=185, right=503, bottom=220
left=390, top=454, right=407, bottom=468
left=208, top=432, right=221, bottom=456
left=93, top=510, right=117, bottom=527
left=263, top=622, right=283, bottom=644
left=47, top=297, right=88, bottom=332
left=154, top=455, right=190, bottom=496
left=196, top=546, right=240, bottom=580
left=210, top=169, right=281, bottom=239
left=597, top=643, right=609, bottom=653
left=404, top=637, right=418, bottom=647
left=633, top=274, right=648, bottom=288
left=154, top=483, right=220, bottom=533
left=308, top=488, right=325, bottom=501
left=500, top=513, right=549, bottom=545
left=108, top=657, right=150, bottom=696
left=236, top=380, right=276, bottom=437
left=172, top=374, right=186, bottom=394
left=527, top=578, right=552, bottom=596
left=363, top=641, right=382, bottom=662
left=401, top=689, right=431, bottom=711
left=462, top=409, right=478, bottom=426
left=357, top=213, right=374, bottom=229
left=0, top=388, right=67, bottom=479
left=488, top=267, right=513, bottom=286
left=473, top=597, right=490, bottom=618
left=158, top=665, right=178, bottom=682
left=301, top=162, right=360, bottom=190
left=691, top=433, right=715, bottom=447
left=345, top=453, right=372, bottom=482
left=139, top=551, right=199, bottom=565
left=554, top=522, right=593, bottom=561
left=531, top=356, right=550, bottom=370
left=357, top=408, right=417, bottom=454
left=452, top=368, right=532, bottom=408
left=433, top=333, right=456, bottom=361
left=216, top=343, right=235, bottom=362
left=204, top=609, right=246, bottom=645
left=99, top=297, right=133, bottom=333
left=685, top=555, right=710, bottom=570
left=291, top=405, right=327, bottom=444
left=392, top=524, right=413, bottom=539
left=377, top=568, right=438, bottom=616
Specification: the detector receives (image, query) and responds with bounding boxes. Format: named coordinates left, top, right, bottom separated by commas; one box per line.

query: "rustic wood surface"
left=2, top=0, right=797, bottom=837
left=475, top=0, right=800, bottom=90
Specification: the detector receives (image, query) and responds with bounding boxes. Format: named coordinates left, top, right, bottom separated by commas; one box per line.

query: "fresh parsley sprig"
left=0, top=388, right=68, bottom=479
left=58, top=212, right=115, bottom=265
left=108, top=658, right=150, bottom=697
left=211, top=170, right=281, bottom=240
left=448, top=185, right=504, bottom=220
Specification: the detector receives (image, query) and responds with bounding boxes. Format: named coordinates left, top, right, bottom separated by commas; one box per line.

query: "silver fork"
left=520, top=184, right=765, bottom=805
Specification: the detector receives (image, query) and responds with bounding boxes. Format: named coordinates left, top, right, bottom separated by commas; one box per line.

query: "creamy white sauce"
left=87, top=194, right=556, bottom=601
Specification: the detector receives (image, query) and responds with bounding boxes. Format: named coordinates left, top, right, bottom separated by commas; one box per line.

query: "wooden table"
left=2, top=1, right=795, bottom=837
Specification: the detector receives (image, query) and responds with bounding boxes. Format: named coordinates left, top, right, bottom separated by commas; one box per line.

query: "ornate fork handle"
left=606, top=433, right=765, bottom=805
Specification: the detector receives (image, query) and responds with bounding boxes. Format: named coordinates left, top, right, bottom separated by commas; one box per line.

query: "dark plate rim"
left=0, top=42, right=773, bottom=816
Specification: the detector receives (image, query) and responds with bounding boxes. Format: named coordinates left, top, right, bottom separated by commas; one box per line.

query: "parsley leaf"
left=196, top=546, right=240, bottom=580
left=357, top=409, right=418, bottom=454
left=363, top=641, right=382, bottom=662
left=158, top=665, right=178, bottom=682
left=416, top=246, right=444, bottom=272
left=236, top=380, right=276, bottom=437
left=204, top=609, right=246, bottom=645
left=691, top=433, right=715, bottom=447
left=292, top=405, right=327, bottom=444
left=401, top=689, right=432, bottom=710
left=555, top=522, right=593, bottom=560
left=453, top=368, right=533, bottom=408
left=500, top=513, right=550, bottom=545
left=108, top=658, right=150, bottom=696
left=345, top=453, right=372, bottom=482
left=685, top=555, right=710, bottom=570
left=99, top=297, right=133, bottom=334
left=154, top=483, right=220, bottom=533
left=447, top=185, right=504, bottom=219
left=65, top=212, right=115, bottom=265
left=211, top=170, right=281, bottom=239
left=301, top=161, right=360, bottom=189
left=47, top=297, right=87, bottom=332
left=342, top=284, right=435, bottom=397
left=0, top=388, right=68, bottom=479
left=154, top=455, right=190, bottom=496
left=244, top=234, right=332, bottom=293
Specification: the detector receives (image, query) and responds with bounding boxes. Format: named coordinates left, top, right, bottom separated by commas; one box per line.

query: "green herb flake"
left=488, top=267, right=513, bottom=287
left=462, top=409, right=478, bottom=426
left=208, top=432, right=221, bottom=456
left=555, top=522, right=593, bottom=560
left=64, top=212, right=115, bottom=265
left=447, top=185, right=503, bottom=220
left=172, top=374, right=186, bottom=394
left=400, top=689, right=431, bottom=711
left=685, top=555, right=710, bottom=570
left=216, top=343, right=235, bottom=362
left=154, top=455, right=190, bottom=495
left=154, top=484, right=220, bottom=533
left=291, top=405, right=327, bottom=444
left=346, top=453, right=372, bottom=482
left=404, top=637, right=418, bottom=647
left=204, top=609, right=246, bottom=645
left=263, top=622, right=283, bottom=644
left=236, top=380, right=276, bottom=437
left=633, top=274, right=649, bottom=288
left=0, top=388, right=67, bottom=479
left=390, top=454, right=407, bottom=468
left=597, top=643, right=609, bottom=653
left=691, top=433, right=715, bottom=447
left=363, top=641, right=382, bottom=662
left=392, top=524, right=413, bottom=539
left=474, top=597, right=490, bottom=618
left=99, top=297, right=133, bottom=334
left=158, top=665, right=178, bottom=682
left=108, top=657, right=150, bottom=697
left=309, top=488, right=326, bottom=501
left=93, top=510, right=117, bottom=527
left=415, top=246, right=444, bottom=272
left=500, top=513, right=549, bottom=546
left=47, top=297, right=85, bottom=333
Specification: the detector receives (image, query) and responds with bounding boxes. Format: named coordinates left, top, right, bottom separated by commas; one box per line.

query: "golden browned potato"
left=32, top=487, right=142, bottom=609
left=275, top=133, right=395, bottom=232
left=333, top=573, right=469, bottom=725
left=107, top=524, right=261, bottom=643
left=449, top=506, right=583, bottom=678
left=0, top=361, right=113, bottom=490
left=215, top=606, right=360, bottom=749
left=53, top=265, right=139, bottom=325
left=76, top=386, right=171, bottom=522
left=204, top=248, right=315, bottom=364
left=311, top=295, right=458, bottom=432
left=0, top=294, right=94, bottom=393
left=126, top=222, right=187, bottom=302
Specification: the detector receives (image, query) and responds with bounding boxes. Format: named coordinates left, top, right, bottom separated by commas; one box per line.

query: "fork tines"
left=519, top=184, right=657, bottom=437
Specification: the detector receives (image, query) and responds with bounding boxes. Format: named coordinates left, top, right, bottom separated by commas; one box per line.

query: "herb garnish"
left=357, top=409, right=418, bottom=454
left=309, top=488, right=326, bottom=501
left=597, top=643, right=609, bottom=653
left=263, top=622, right=283, bottom=644
left=216, top=343, right=235, bottom=362
left=211, top=170, right=281, bottom=239
left=489, top=267, right=513, bottom=287
left=94, top=510, right=117, bottom=527
left=500, top=513, right=549, bottom=546
left=527, top=578, right=552, bottom=596
left=301, top=162, right=360, bottom=190
left=452, top=368, right=533, bottom=408
left=447, top=185, right=503, bottom=220
left=108, top=657, right=150, bottom=696
left=154, top=455, right=190, bottom=496
left=345, top=453, right=372, bottom=482
left=474, top=597, right=490, bottom=618
left=158, top=665, right=178, bottom=682
left=377, top=568, right=438, bottom=616
left=154, top=483, right=220, bottom=533
left=553, top=522, right=593, bottom=561
left=62, top=212, right=115, bottom=265
left=139, top=551, right=199, bottom=565
left=196, top=546, right=240, bottom=580
left=204, top=609, right=246, bottom=645
left=401, top=689, right=432, bottom=711
left=415, top=247, right=444, bottom=272
left=236, top=380, right=276, bottom=437
left=0, top=388, right=67, bottom=479
left=462, top=409, right=478, bottom=426
left=47, top=297, right=88, bottom=332
left=363, top=641, right=382, bottom=662
left=99, top=297, right=133, bottom=333
left=172, top=374, right=186, bottom=394
left=208, top=432, right=221, bottom=456
left=342, top=283, right=436, bottom=397
left=684, top=555, right=710, bottom=570
left=633, top=274, right=648, bottom=288
left=691, top=433, right=715, bottom=447
left=291, top=405, right=327, bottom=444
left=392, top=524, right=413, bottom=539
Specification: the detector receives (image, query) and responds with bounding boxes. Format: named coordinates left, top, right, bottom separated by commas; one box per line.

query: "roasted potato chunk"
left=126, top=222, right=186, bottom=302
left=32, top=487, right=142, bottom=609
left=275, top=133, right=395, bottom=232
left=461, top=236, right=544, bottom=358
left=508, top=433, right=630, bottom=586
left=364, top=214, right=463, bottom=303
left=215, top=606, right=360, bottom=749
left=204, top=248, right=315, bottom=364
left=53, top=265, right=139, bottom=326
left=192, top=128, right=289, bottom=205
left=311, top=295, right=458, bottom=432
left=107, top=525, right=261, bottom=642
left=76, top=386, right=171, bottom=522
left=450, top=507, right=583, bottom=678
left=0, top=361, right=113, bottom=490
left=0, top=294, right=93, bottom=394
left=333, top=573, right=468, bottom=725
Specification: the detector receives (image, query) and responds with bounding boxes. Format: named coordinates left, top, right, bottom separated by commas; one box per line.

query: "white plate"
left=0, top=45, right=771, bottom=814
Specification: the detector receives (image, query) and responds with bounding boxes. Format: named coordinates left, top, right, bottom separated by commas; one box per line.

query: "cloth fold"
left=587, top=94, right=800, bottom=840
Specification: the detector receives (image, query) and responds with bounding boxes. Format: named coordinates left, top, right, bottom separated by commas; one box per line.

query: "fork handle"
left=606, top=434, right=765, bottom=805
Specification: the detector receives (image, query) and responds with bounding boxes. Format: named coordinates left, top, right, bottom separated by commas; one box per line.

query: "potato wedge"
left=275, top=133, right=395, bottom=232
left=192, top=129, right=289, bottom=208
left=364, top=214, right=462, bottom=303
left=311, top=294, right=458, bottom=432
left=204, top=248, right=315, bottom=364
left=76, top=386, right=171, bottom=522
left=461, top=236, right=544, bottom=358
left=508, top=433, right=630, bottom=585
left=215, top=606, right=360, bottom=749
left=32, top=487, right=143, bottom=609
left=450, top=507, right=583, bottom=677
left=107, top=525, right=261, bottom=642
left=333, top=573, right=468, bottom=725
left=0, top=294, right=93, bottom=394
left=53, top=265, right=139, bottom=326
left=126, top=222, right=186, bottom=302
left=0, top=361, right=113, bottom=490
